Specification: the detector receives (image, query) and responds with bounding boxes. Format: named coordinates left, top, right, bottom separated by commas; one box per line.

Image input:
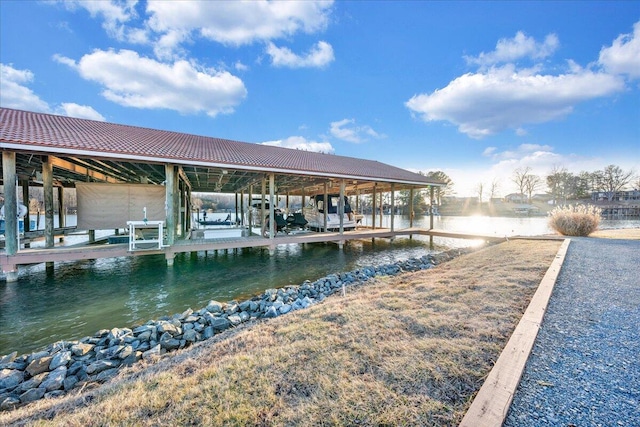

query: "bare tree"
left=476, top=182, right=484, bottom=204
left=599, top=164, right=634, bottom=201
left=488, top=179, right=500, bottom=203
left=524, top=174, right=542, bottom=203
left=512, top=167, right=531, bottom=198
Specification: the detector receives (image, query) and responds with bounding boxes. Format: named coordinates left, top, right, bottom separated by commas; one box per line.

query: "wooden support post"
left=2, top=152, right=19, bottom=282
left=379, top=191, right=383, bottom=229
left=372, top=185, right=377, bottom=231
left=339, top=180, right=345, bottom=234
left=248, top=185, right=253, bottom=233
left=323, top=182, right=328, bottom=233
left=390, top=183, right=395, bottom=233
left=165, top=164, right=176, bottom=246
left=409, top=188, right=414, bottom=240
left=21, top=179, right=30, bottom=233
left=268, top=173, right=275, bottom=239
left=42, top=156, right=54, bottom=249
left=57, top=186, right=65, bottom=242
left=430, top=186, right=435, bottom=250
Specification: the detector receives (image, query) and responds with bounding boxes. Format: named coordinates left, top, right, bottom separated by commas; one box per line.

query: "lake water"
left=2, top=215, right=637, bottom=356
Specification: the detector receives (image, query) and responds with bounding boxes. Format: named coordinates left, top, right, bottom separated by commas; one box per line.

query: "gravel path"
left=505, top=237, right=640, bottom=427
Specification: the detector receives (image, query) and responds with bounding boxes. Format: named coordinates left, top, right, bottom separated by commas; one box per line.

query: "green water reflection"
left=1, top=238, right=437, bottom=356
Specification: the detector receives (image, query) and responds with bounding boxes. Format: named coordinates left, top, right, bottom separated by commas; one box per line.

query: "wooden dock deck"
left=1, top=228, right=508, bottom=276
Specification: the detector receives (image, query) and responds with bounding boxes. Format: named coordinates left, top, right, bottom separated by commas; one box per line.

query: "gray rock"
left=71, top=343, right=94, bottom=357
left=203, top=326, right=214, bottom=339
left=160, top=338, right=181, bottom=351
left=41, top=366, right=67, bottom=392
left=227, top=314, right=242, bottom=325
left=86, top=359, right=120, bottom=375
left=27, top=350, right=49, bottom=364
left=0, top=368, right=24, bottom=391
left=279, top=304, right=292, bottom=315
left=95, top=368, right=119, bottom=383
left=157, top=321, right=181, bottom=336
left=142, top=344, right=162, bottom=360
left=67, top=360, right=85, bottom=376
left=16, top=372, right=47, bottom=393
left=183, top=329, right=198, bottom=343
left=25, top=355, right=53, bottom=377
left=63, top=375, right=79, bottom=391
left=0, top=352, right=17, bottom=365
left=49, top=351, right=72, bottom=370
left=0, top=395, right=20, bottom=411
left=20, top=387, right=46, bottom=404
left=206, top=300, right=223, bottom=313
left=263, top=306, right=278, bottom=318
left=137, top=330, right=152, bottom=342
left=210, top=317, right=231, bottom=331
left=117, top=345, right=134, bottom=360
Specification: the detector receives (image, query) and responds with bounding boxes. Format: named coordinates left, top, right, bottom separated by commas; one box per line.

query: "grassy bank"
left=2, top=240, right=562, bottom=427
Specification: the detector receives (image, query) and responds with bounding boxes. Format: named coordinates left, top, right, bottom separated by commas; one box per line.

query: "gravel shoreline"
left=505, top=237, right=640, bottom=426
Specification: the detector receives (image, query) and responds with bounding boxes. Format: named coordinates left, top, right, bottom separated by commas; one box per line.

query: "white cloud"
left=266, top=41, right=334, bottom=68
left=329, top=118, right=384, bottom=143
left=0, top=63, right=50, bottom=112
left=261, top=136, right=334, bottom=153
left=61, top=0, right=139, bottom=42
left=599, top=20, right=640, bottom=79
left=465, top=31, right=559, bottom=67
left=0, top=63, right=106, bottom=121
left=56, top=103, right=105, bottom=121
left=145, top=1, right=333, bottom=58
left=406, top=64, right=625, bottom=139
left=56, top=49, right=247, bottom=117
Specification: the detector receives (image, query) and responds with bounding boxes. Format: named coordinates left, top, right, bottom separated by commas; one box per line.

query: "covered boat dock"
left=1, top=108, right=450, bottom=282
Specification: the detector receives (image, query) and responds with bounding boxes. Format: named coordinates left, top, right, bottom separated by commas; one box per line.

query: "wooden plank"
left=459, top=238, right=571, bottom=427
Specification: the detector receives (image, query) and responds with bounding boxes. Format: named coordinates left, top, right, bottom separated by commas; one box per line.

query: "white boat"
left=303, top=194, right=358, bottom=231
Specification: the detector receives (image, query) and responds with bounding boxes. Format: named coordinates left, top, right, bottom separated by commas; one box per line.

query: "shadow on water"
left=1, top=237, right=438, bottom=355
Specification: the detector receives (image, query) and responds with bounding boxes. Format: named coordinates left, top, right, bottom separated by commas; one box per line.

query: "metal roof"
left=0, top=108, right=442, bottom=195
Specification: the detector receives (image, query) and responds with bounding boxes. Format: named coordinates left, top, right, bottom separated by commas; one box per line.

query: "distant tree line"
left=545, top=164, right=635, bottom=204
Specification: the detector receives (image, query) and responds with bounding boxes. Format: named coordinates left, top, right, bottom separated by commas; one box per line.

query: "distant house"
left=591, top=190, right=640, bottom=202
left=504, top=193, right=527, bottom=203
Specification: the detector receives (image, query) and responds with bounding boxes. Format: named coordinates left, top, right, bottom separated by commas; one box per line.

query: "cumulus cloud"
left=0, top=63, right=50, bottom=113
left=56, top=103, right=105, bottom=121
left=329, top=119, right=385, bottom=143
left=55, top=49, right=247, bottom=117
left=266, top=41, right=334, bottom=68
left=261, top=136, right=334, bottom=153
left=465, top=31, right=559, bottom=67
left=406, top=64, right=624, bottom=139
left=599, top=21, right=640, bottom=79
left=0, top=63, right=106, bottom=120
left=407, top=26, right=638, bottom=139
left=145, top=1, right=333, bottom=58
left=60, top=0, right=140, bottom=42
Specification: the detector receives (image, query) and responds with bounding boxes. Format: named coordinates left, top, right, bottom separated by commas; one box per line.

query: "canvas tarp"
left=76, top=183, right=165, bottom=230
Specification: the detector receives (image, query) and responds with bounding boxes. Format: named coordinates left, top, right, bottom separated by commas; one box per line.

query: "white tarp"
left=76, top=183, right=165, bottom=230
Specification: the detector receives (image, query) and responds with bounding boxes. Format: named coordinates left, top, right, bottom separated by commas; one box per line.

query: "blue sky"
left=1, top=1, right=638, bottom=196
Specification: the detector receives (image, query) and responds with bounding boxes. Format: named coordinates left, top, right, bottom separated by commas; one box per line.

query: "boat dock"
left=0, top=227, right=509, bottom=277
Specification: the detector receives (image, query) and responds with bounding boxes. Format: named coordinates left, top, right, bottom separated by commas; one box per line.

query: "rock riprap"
left=0, top=252, right=454, bottom=411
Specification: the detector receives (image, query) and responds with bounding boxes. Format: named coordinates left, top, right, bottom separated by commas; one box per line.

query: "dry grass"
left=548, top=204, right=601, bottom=236
left=589, top=228, right=640, bottom=240
left=1, top=240, right=562, bottom=427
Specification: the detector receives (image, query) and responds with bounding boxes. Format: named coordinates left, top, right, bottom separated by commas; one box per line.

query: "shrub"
left=548, top=204, right=601, bottom=236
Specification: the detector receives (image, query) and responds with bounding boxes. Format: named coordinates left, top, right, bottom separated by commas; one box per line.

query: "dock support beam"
left=2, top=152, right=19, bottom=282
left=429, top=186, right=435, bottom=250
left=165, top=164, right=176, bottom=247
left=43, top=156, right=55, bottom=271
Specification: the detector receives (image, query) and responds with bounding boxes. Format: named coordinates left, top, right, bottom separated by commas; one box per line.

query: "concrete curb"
left=459, top=238, right=571, bottom=427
